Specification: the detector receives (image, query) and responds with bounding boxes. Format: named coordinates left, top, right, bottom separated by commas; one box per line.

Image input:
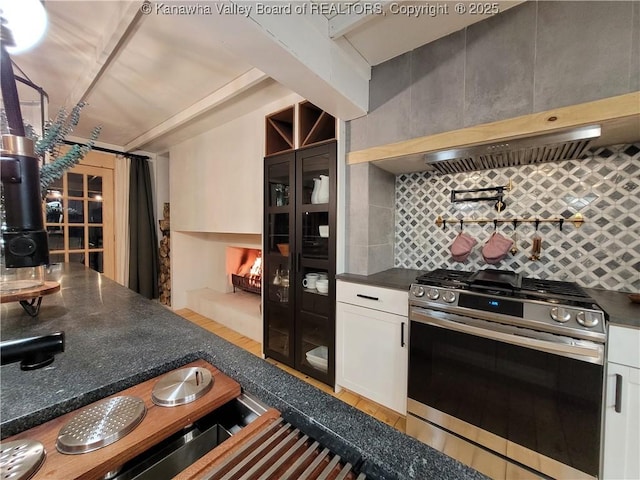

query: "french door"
left=44, top=164, right=115, bottom=279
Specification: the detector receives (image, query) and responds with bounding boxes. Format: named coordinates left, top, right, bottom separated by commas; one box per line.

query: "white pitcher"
left=311, top=177, right=321, bottom=204
left=315, top=175, right=329, bottom=204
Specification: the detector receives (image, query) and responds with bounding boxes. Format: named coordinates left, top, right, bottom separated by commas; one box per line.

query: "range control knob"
left=411, top=285, right=425, bottom=298
left=550, top=307, right=571, bottom=323
left=576, top=311, right=600, bottom=328
left=442, top=291, right=456, bottom=303
left=427, top=288, right=439, bottom=300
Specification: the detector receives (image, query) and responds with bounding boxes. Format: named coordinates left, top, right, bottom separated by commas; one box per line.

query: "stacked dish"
left=305, top=346, right=328, bottom=372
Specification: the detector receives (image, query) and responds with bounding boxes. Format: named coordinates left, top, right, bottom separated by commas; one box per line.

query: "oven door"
left=407, top=306, right=604, bottom=479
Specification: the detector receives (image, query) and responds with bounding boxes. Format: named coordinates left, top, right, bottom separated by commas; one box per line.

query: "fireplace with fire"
left=226, top=247, right=262, bottom=295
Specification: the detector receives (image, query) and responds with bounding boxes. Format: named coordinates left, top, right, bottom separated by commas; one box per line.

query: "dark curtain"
left=128, top=158, right=159, bottom=299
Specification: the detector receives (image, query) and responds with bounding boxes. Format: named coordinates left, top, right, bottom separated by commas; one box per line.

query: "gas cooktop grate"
left=415, top=269, right=472, bottom=285
left=521, top=278, right=590, bottom=298
left=416, top=269, right=591, bottom=299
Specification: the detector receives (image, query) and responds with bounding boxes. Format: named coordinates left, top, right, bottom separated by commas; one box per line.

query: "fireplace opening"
left=226, top=247, right=262, bottom=295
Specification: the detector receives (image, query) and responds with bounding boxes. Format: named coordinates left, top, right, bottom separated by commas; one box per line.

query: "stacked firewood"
left=158, top=203, right=171, bottom=306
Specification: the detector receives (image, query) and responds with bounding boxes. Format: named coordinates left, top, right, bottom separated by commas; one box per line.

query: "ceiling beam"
left=124, top=68, right=269, bottom=151
left=197, top=1, right=370, bottom=120
left=327, top=1, right=394, bottom=39
left=64, top=0, right=144, bottom=107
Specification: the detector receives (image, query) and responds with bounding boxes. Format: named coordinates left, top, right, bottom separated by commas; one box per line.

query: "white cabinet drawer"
left=608, top=325, right=640, bottom=369
left=336, top=280, right=408, bottom=316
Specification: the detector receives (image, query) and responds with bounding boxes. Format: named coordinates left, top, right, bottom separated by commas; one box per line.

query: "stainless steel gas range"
left=406, top=268, right=607, bottom=479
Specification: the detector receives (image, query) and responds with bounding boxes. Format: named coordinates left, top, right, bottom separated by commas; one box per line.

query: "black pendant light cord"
left=0, top=31, right=25, bottom=136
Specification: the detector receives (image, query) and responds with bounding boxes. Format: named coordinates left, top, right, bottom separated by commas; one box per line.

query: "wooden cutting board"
left=4, top=359, right=240, bottom=480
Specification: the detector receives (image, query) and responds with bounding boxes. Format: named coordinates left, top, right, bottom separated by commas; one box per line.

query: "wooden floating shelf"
left=346, top=92, right=640, bottom=175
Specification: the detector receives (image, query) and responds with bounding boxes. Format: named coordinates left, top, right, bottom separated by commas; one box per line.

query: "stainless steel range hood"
left=423, top=125, right=601, bottom=174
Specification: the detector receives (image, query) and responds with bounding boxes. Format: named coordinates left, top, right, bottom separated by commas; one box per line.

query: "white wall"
left=170, top=92, right=303, bottom=234
left=170, top=90, right=303, bottom=308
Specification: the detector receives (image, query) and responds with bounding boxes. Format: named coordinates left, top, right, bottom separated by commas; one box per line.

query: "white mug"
left=303, top=273, right=319, bottom=289
left=316, top=279, right=329, bottom=293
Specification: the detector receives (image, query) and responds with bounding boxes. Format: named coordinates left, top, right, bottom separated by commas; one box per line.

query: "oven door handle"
left=411, top=307, right=604, bottom=365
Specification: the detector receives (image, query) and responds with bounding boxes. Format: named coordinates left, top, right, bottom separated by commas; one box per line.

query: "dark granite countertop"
left=337, top=268, right=639, bottom=330
left=336, top=268, right=423, bottom=291
left=585, top=288, right=640, bottom=330
left=0, top=264, right=485, bottom=480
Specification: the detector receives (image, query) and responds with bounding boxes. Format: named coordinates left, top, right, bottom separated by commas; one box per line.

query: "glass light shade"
left=0, top=0, right=48, bottom=55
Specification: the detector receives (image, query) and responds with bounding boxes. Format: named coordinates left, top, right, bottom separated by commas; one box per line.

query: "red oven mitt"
left=482, top=232, right=514, bottom=264
left=450, top=232, right=477, bottom=262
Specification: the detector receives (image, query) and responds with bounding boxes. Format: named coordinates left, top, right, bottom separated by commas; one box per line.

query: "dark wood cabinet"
left=263, top=141, right=336, bottom=386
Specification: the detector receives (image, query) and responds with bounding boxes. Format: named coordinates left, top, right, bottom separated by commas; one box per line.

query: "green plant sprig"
left=39, top=125, right=102, bottom=197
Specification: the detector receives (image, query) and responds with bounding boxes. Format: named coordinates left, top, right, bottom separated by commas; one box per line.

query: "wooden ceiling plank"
left=124, top=68, right=269, bottom=151
left=65, top=0, right=144, bottom=107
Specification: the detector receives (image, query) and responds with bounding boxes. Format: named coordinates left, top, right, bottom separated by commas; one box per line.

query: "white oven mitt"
left=482, top=232, right=514, bottom=264
left=450, top=232, right=477, bottom=262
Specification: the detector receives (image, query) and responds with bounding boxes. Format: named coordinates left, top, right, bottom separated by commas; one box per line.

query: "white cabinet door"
left=608, top=325, right=640, bottom=368
left=603, top=362, right=640, bottom=480
left=336, top=301, right=408, bottom=414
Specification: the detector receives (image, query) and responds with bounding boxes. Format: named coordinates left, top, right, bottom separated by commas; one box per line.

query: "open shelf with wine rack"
left=265, top=101, right=336, bottom=156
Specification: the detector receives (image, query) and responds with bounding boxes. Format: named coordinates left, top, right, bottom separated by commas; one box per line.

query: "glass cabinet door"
left=266, top=212, right=290, bottom=257
left=298, top=313, right=332, bottom=376
left=300, top=211, right=329, bottom=259
left=264, top=152, right=295, bottom=366
left=299, top=150, right=330, bottom=206
left=267, top=161, right=291, bottom=208
left=294, top=143, right=336, bottom=384
left=297, top=148, right=331, bottom=261
left=265, top=156, right=294, bottom=260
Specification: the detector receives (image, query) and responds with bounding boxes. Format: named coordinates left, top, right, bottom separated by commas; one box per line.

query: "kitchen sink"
left=109, top=393, right=267, bottom=480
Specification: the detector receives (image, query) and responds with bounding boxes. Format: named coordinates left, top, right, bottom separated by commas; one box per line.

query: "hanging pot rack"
left=436, top=213, right=584, bottom=231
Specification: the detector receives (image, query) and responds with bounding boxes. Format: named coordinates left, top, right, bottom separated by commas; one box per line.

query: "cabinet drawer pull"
left=615, top=373, right=623, bottom=413
left=356, top=294, right=379, bottom=301
left=401, top=322, right=406, bottom=347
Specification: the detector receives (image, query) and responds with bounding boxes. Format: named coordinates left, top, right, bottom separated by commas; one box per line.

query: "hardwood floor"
left=176, top=308, right=543, bottom=480
left=176, top=308, right=406, bottom=431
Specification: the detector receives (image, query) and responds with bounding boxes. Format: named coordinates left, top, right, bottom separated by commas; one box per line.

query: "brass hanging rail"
left=435, top=213, right=584, bottom=231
